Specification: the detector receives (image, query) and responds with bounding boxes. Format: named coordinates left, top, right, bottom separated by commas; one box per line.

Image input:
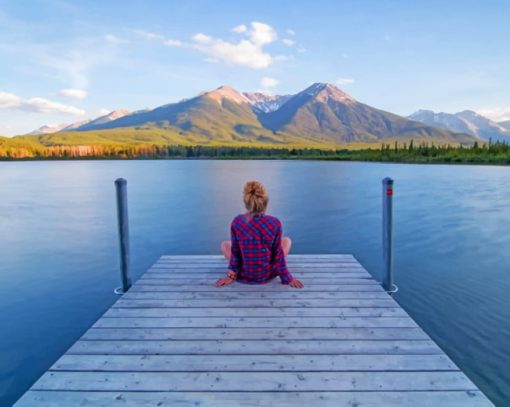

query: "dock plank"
left=15, top=390, right=494, bottom=407
left=51, top=354, right=458, bottom=372
left=120, top=291, right=391, bottom=300
left=92, top=316, right=419, bottom=328
left=67, top=339, right=444, bottom=355
left=14, top=254, right=493, bottom=406
left=82, top=327, right=430, bottom=340
left=32, top=371, right=478, bottom=391
left=103, top=306, right=407, bottom=317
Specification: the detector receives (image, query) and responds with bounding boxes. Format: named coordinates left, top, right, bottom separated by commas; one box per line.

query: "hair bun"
left=243, top=181, right=269, bottom=214
left=246, top=181, right=264, bottom=197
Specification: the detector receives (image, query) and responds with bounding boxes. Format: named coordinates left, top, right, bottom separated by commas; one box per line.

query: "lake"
left=0, top=160, right=509, bottom=406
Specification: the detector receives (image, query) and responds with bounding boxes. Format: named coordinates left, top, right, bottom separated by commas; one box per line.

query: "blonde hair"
left=243, top=181, right=269, bottom=214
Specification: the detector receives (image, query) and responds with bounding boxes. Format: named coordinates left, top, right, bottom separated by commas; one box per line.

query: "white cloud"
left=0, top=91, right=85, bottom=115
left=476, top=107, right=510, bottom=122
left=191, top=22, right=279, bottom=69
left=336, top=78, right=355, bottom=85
left=58, top=88, right=88, bottom=99
left=192, top=33, right=212, bottom=43
left=163, top=39, right=183, bottom=47
left=232, top=24, right=247, bottom=33
left=282, top=39, right=295, bottom=46
left=248, top=22, right=277, bottom=46
left=135, top=30, right=165, bottom=40
left=98, top=108, right=110, bottom=116
left=261, top=77, right=279, bottom=88
left=286, top=29, right=295, bottom=36
left=104, top=34, right=127, bottom=45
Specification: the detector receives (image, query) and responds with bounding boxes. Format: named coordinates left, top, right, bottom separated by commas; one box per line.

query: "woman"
left=215, top=181, right=304, bottom=288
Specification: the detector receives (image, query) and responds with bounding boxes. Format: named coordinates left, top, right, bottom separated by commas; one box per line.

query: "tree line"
left=1, top=140, right=509, bottom=164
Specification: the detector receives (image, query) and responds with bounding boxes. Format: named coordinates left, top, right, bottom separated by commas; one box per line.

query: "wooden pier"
left=15, top=254, right=493, bottom=406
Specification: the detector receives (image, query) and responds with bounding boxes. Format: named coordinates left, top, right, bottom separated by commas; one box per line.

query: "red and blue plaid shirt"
left=228, top=213, right=293, bottom=284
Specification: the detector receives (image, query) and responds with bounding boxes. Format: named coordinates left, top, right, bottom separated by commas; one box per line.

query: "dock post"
left=382, top=177, right=397, bottom=295
left=114, top=178, right=132, bottom=294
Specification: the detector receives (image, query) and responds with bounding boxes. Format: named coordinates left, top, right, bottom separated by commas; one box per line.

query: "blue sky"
left=1, top=0, right=510, bottom=135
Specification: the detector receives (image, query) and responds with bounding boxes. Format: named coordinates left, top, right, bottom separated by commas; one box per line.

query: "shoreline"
left=1, top=156, right=509, bottom=166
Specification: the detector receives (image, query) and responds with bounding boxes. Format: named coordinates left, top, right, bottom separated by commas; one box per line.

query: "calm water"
left=0, top=160, right=509, bottom=405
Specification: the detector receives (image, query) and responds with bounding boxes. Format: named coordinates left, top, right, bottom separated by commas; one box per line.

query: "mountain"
left=29, top=123, right=68, bottom=135
left=500, top=120, right=510, bottom=131
left=75, top=86, right=293, bottom=144
left=28, top=110, right=130, bottom=135
left=258, top=83, right=472, bottom=143
left=73, top=109, right=130, bottom=131
left=408, top=109, right=510, bottom=142
left=24, top=83, right=476, bottom=146
left=61, top=119, right=92, bottom=131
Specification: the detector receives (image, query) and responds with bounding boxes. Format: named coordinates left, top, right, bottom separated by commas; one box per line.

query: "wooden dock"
left=15, top=254, right=493, bottom=406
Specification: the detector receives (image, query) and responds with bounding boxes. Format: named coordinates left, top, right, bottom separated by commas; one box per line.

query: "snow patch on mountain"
left=243, top=92, right=292, bottom=113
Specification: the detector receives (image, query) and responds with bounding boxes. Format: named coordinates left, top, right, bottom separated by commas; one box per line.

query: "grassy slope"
left=9, top=125, right=473, bottom=151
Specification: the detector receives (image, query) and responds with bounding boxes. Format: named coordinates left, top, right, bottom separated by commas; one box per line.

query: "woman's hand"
left=289, top=279, right=304, bottom=289
left=215, top=276, right=235, bottom=287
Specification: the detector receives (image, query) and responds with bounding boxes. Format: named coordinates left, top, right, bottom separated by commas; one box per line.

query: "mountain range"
left=23, top=83, right=482, bottom=147
left=408, top=110, right=510, bottom=142
left=29, top=109, right=131, bottom=135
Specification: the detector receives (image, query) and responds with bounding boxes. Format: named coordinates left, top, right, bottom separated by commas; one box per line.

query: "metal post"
left=382, top=177, right=397, bottom=294
left=114, top=178, right=131, bottom=294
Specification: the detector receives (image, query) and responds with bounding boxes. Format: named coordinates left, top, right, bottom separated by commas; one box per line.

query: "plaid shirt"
left=228, top=213, right=293, bottom=284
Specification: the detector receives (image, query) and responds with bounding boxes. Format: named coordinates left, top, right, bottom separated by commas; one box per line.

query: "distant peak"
left=456, top=110, right=478, bottom=117
left=303, top=82, right=356, bottom=103
left=105, top=109, right=130, bottom=119
left=205, top=85, right=248, bottom=105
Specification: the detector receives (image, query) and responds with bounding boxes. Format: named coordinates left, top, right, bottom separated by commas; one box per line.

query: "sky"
left=1, top=0, right=510, bottom=136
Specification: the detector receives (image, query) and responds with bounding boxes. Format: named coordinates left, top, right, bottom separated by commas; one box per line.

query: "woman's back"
left=228, top=213, right=291, bottom=284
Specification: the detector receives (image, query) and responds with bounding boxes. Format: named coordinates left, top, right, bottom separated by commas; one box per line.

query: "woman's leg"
left=282, top=237, right=292, bottom=256
left=220, top=241, right=232, bottom=261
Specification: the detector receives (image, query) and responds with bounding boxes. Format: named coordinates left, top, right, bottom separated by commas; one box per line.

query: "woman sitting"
left=215, top=181, right=304, bottom=289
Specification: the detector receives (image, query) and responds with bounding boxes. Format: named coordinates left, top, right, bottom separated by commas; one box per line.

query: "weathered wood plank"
left=32, top=371, right=478, bottom=391
left=134, top=278, right=378, bottom=287
left=121, top=291, right=390, bottom=300
left=92, top=316, right=418, bottom=329
left=128, top=285, right=386, bottom=293
left=143, top=271, right=372, bottom=278
left=51, top=354, right=458, bottom=372
left=113, top=298, right=396, bottom=308
left=67, top=339, right=444, bottom=355
left=15, top=390, right=494, bottom=407
left=82, top=327, right=429, bottom=341
left=103, top=306, right=407, bottom=318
